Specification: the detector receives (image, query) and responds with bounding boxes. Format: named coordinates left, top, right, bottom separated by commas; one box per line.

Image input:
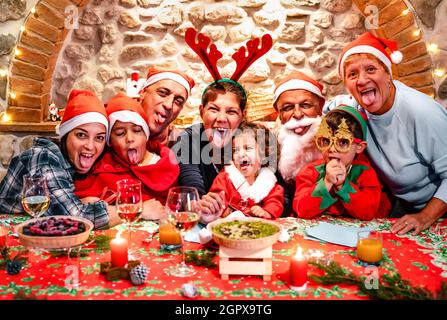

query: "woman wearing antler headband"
left=175, top=28, right=273, bottom=222
left=327, top=32, right=447, bottom=235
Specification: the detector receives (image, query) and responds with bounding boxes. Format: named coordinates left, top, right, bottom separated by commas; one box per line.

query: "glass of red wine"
left=164, top=186, right=201, bottom=277
left=116, top=179, right=142, bottom=259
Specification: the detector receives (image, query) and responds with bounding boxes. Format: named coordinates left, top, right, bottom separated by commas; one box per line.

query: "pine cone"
left=6, top=260, right=24, bottom=275
left=129, top=264, right=149, bottom=285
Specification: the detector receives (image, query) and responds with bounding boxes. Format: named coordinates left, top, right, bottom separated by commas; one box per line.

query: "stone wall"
left=0, top=0, right=446, bottom=180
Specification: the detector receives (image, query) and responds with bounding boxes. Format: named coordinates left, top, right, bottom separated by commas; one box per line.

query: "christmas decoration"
left=0, top=247, right=28, bottom=276
left=185, top=250, right=217, bottom=268
left=129, top=263, right=149, bottom=285
left=181, top=283, right=198, bottom=298
left=48, top=102, right=62, bottom=122
left=100, top=260, right=140, bottom=281
left=126, top=72, right=145, bottom=99
left=309, top=260, right=447, bottom=300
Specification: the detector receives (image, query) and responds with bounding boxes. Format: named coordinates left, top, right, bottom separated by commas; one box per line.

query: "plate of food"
left=207, top=217, right=281, bottom=250
left=14, top=215, right=94, bottom=249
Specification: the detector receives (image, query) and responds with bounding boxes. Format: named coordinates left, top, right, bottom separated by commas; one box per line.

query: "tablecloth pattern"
left=0, top=215, right=445, bottom=300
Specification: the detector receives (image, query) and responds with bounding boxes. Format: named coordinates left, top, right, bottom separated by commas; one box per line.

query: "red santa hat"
left=57, top=89, right=108, bottom=138
left=141, top=67, right=195, bottom=97
left=105, top=92, right=150, bottom=143
left=338, top=32, right=403, bottom=78
left=273, top=71, right=324, bottom=107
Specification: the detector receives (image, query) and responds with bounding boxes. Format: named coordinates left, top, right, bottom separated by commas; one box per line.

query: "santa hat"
left=105, top=92, right=150, bottom=143
left=273, top=71, right=324, bottom=107
left=57, top=89, right=108, bottom=138
left=338, top=32, right=403, bottom=78
left=141, top=67, right=195, bottom=97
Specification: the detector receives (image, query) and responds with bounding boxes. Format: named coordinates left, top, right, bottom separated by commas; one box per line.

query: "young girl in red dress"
left=208, top=122, right=284, bottom=219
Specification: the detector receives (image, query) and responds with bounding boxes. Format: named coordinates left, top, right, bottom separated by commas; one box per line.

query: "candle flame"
left=294, top=247, right=305, bottom=260
left=116, top=230, right=122, bottom=239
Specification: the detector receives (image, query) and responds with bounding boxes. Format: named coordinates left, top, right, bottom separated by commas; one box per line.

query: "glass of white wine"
left=116, top=179, right=143, bottom=259
left=164, top=186, right=201, bottom=277
left=22, top=174, right=50, bottom=218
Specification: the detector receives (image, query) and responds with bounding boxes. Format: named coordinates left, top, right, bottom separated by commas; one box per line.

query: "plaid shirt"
left=0, top=138, right=109, bottom=229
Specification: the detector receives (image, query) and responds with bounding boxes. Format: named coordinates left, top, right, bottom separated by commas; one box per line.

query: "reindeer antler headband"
left=184, top=27, right=273, bottom=100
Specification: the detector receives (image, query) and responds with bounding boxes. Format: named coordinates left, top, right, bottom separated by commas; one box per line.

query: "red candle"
left=110, top=232, right=128, bottom=267
left=289, top=247, right=308, bottom=290
left=0, top=226, right=8, bottom=249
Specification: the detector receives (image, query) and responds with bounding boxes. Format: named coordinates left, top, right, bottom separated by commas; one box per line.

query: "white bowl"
left=207, top=217, right=281, bottom=250
left=15, top=215, right=93, bottom=249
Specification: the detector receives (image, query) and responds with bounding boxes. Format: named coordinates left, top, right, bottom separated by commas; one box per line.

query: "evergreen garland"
left=185, top=250, right=217, bottom=268
left=309, top=260, right=447, bottom=300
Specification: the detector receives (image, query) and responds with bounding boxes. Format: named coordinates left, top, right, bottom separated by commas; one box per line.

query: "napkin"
left=183, top=224, right=205, bottom=243
left=305, top=222, right=373, bottom=247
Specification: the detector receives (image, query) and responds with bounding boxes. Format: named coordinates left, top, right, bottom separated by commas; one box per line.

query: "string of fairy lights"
left=0, top=2, right=445, bottom=123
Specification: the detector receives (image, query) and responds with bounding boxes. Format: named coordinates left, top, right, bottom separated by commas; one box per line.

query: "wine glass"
left=21, top=174, right=50, bottom=218
left=164, top=186, right=201, bottom=277
left=116, top=179, right=143, bottom=260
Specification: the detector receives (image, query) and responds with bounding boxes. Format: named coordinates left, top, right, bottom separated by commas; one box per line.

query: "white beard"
left=277, top=116, right=323, bottom=181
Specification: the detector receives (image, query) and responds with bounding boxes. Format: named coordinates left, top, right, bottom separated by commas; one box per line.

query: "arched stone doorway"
left=0, top=0, right=438, bottom=132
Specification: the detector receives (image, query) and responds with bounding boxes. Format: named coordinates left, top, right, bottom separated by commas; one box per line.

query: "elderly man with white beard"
left=273, top=71, right=326, bottom=215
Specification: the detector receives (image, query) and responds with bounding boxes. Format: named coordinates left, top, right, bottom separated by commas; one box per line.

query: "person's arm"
left=337, top=166, right=381, bottom=221
left=391, top=198, right=447, bottom=235
left=173, top=126, right=208, bottom=196
left=260, top=184, right=285, bottom=219
left=391, top=102, right=447, bottom=234
left=293, top=164, right=334, bottom=219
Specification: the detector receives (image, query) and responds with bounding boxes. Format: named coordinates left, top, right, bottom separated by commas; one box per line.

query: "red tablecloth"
left=0, top=215, right=445, bottom=300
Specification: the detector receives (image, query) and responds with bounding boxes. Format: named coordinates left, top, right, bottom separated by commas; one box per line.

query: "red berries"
left=23, top=217, right=86, bottom=236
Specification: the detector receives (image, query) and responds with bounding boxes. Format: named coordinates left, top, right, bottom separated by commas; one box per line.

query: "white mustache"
left=283, top=116, right=321, bottom=130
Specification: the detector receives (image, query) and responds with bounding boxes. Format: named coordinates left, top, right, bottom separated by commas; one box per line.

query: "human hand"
left=390, top=212, right=435, bottom=236
left=250, top=206, right=271, bottom=219
left=325, top=159, right=346, bottom=190
left=80, top=196, right=101, bottom=204
left=142, top=199, right=165, bottom=220
left=200, top=191, right=226, bottom=224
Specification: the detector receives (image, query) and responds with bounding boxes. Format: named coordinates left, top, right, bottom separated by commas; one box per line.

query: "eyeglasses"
left=315, top=135, right=362, bottom=153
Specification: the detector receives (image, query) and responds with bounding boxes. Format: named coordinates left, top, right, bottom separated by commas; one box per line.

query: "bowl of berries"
left=15, top=216, right=94, bottom=249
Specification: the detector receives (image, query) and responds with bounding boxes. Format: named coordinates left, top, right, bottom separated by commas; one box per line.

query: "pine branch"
left=185, top=250, right=217, bottom=268
left=309, top=260, right=446, bottom=300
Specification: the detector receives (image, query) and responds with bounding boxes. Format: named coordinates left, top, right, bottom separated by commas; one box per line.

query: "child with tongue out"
left=74, top=93, right=179, bottom=220
left=207, top=122, right=285, bottom=219
left=293, top=105, right=390, bottom=220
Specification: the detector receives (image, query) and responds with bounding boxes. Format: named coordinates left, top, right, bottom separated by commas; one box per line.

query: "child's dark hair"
left=325, top=110, right=364, bottom=140
left=202, top=81, right=247, bottom=113
left=232, top=121, right=278, bottom=170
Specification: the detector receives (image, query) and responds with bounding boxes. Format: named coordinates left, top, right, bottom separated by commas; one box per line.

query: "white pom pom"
left=391, top=51, right=403, bottom=64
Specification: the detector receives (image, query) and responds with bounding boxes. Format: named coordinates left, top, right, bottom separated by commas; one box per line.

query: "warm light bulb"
left=0, top=69, right=6, bottom=77
left=0, top=112, right=11, bottom=123
left=14, top=48, right=21, bottom=56
left=401, top=9, right=410, bottom=15
left=31, top=7, right=36, bottom=14
left=20, top=26, right=25, bottom=32
left=427, top=43, right=439, bottom=53
left=10, top=92, right=16, bottom=99
left=413, top=30, right=420, bottom=37
left=433, top=69, right=445, bottom=77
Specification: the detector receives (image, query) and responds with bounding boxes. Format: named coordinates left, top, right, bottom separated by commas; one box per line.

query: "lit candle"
left=110, top=231, right=128, bottom=267
left=289, top=246, right=308, bottom=290
left=0, top=226, right=8, bottom=249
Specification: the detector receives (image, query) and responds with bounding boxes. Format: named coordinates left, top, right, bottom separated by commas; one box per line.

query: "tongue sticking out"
left=362, top=90, right=376, bottom=106
left=80, top=155, right=94, bottom=169
left=128, top=149, right=139, bottom=164
left=212, top=130, right=226, bottom=148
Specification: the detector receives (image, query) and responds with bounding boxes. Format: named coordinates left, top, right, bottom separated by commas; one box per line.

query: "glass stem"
left=181, top=231, right=186, bottom=266
left=128, top=222, right=132, bottom=250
